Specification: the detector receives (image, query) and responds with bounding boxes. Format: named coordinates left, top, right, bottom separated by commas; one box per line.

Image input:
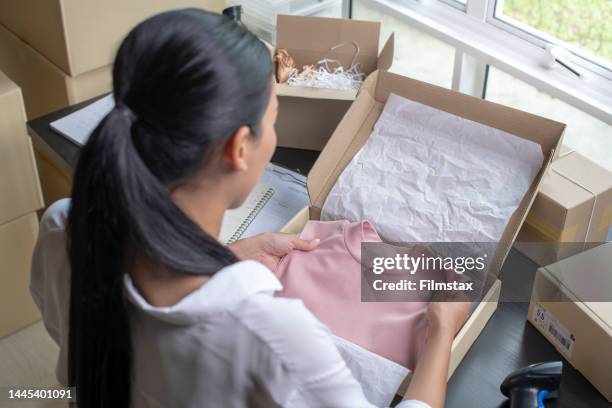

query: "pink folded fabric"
left=273, top=220, right=428, bottom=369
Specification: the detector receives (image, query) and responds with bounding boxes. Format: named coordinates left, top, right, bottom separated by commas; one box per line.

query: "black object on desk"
left=500, top=361, right=563, bottom=408
left=27, top=98, right=611, bottom=408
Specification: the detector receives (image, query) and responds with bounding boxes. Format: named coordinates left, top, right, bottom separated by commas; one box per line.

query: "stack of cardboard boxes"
left=0, top=71, right=44, bottom=336
left=516, top=150, right=612, bottom=265
left=518, top=148, right=612, bottom=403
left=0, top=0, right=225, bottom=208
left=0, top=0, right=225, bottom=119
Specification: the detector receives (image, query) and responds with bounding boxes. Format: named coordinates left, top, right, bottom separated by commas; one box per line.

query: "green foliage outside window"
left=503, top=0, right=611, bottom=62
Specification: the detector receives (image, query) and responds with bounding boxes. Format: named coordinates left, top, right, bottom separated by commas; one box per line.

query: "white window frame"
left=345, top=0, right=612, bottom=126
left=437, top=0, right=466, bottom=12
left=486, top=0, right=612, bottom=81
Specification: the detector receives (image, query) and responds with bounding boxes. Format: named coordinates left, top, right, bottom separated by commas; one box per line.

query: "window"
left=353, top=0, right=456, bottom=88
left=489, top=0, right=612, bottom=73
left=485, top=66, right=612, bottom=171
left=347, top=0, right=611, bottom=167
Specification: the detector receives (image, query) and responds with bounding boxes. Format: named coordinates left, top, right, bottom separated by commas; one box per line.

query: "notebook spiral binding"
left=227, top=187, right=274, bottom=244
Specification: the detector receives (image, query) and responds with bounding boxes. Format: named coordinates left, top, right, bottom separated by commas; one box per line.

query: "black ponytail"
left=66, top=9, right=272, bottom=407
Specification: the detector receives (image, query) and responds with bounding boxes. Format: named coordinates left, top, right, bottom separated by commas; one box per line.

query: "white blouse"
left=30, top=198, right=430, bottom=408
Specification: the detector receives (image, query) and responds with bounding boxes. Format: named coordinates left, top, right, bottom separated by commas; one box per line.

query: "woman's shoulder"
left=39, top=198, right=71, bottom=234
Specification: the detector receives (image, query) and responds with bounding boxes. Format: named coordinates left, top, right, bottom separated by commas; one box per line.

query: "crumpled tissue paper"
left=333, top=334, right=408, bottom=406
left=322, top=93, right=544, bottom=243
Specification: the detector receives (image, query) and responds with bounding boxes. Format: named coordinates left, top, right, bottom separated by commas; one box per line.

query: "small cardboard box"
left=0, top=212, right=41, bottom=337
left=0, top=70, right=44, bottom=225
left=0, top=23, right=111, bottom=118
left=0, top=0, right=225, bottom=77
left=528, top=243, right=612, bottom=402
left=516, top=152, right=612, bottom=265
left=281, top=69, right=564, bottom=390
left=274, top=15, right=394, bottom=151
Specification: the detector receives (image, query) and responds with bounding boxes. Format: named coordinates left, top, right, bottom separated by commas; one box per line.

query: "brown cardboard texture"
left=517, top=152, right=612, bottom=264
left=528, top=243, right=612, bottom=401
left=0, top=0, right=225, bottom=77
left=0, top=23, right=111, bottom=118
left=0, top=212, right=41, bottom=337
left=0, top=71, right=44, bottom=225
left=282, top=70, right=564, bottom=391
left=274, top=15, right=394, bottom=150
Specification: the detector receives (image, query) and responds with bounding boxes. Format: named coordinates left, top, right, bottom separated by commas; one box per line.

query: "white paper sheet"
left=49, top=94, right=115, bottom=146
left=322, top=93, right=544, bottom=243
left=332, top=334, right=408, bottom=406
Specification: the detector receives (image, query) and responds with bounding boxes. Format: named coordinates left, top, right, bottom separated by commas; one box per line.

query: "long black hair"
left=66, top=9, right=273, bottom=407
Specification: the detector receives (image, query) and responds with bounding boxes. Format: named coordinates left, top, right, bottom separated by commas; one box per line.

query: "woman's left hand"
left=228, top=233, right=320, bottom=270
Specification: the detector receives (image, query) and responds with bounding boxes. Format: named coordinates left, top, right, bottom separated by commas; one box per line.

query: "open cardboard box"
left=281, top=69, right=565, bottom=393
left=274, top=15, right=394, bottom=151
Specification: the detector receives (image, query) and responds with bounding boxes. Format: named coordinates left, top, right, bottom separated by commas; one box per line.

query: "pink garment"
left=273, top=220, right=428, bottom=369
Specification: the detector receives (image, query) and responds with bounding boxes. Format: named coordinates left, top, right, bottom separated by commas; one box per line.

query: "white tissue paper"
left=322, top=93, right=544, bottom=243
left=332, top=334, right=408, bottom=406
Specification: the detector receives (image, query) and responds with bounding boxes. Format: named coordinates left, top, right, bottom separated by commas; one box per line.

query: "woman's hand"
left=228, top=233, right=320, bottom=270
left=426, top=299, right=471, bottom=339
left=404, top=300, right=471, bottom=408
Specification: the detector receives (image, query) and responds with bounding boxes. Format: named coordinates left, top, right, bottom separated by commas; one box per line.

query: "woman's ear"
left=223, top=126, right=252, bottom=171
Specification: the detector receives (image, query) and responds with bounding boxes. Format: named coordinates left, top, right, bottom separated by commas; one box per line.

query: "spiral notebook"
left=219, top=184, right=275, bottom=244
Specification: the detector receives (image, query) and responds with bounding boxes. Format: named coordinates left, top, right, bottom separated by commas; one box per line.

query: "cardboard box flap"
left=307, top=71, right=380, bottom=207
left=371, top=73, right=565, bottom=154
left=308, top=69, right=564, bottom=276
left=276, top=15, right=381, bottom=74
left=377, top=33, right=394, bottom=70
left=493, top=152, right=554, bottom=273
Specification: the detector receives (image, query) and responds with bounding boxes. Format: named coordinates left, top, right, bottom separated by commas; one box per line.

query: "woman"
left=31, top=9, right=469, bottom=408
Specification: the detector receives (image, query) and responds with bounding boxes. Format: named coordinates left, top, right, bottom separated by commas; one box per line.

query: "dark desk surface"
left=27, top=98, right=611, bottom=408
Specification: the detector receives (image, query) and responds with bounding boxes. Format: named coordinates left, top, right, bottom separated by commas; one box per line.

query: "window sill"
left=360, top=0, right=612, bottom=125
